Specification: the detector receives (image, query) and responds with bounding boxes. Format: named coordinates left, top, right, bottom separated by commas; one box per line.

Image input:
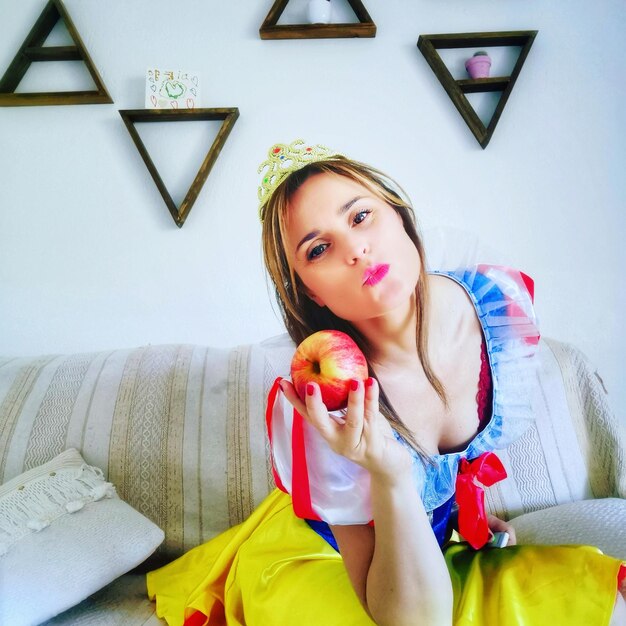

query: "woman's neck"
left=353, top=274, right=458, bottom=371
left=353, top=298, right=419, bottom=369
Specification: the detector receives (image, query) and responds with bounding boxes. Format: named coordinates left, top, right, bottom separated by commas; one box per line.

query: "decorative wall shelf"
left=0, top=0, right=112, bottom=106
left=119, top=108, right=239, bottom=228
left=417, top=31, right=537, bottom=148
left=260, top=0, right=376, bottom=39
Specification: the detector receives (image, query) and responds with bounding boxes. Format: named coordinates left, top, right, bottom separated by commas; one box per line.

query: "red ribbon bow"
left=455, top=452, right=507, bottom=549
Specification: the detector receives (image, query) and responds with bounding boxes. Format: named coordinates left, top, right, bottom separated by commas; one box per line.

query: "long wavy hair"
left=261, top=156, right=446, bottom=458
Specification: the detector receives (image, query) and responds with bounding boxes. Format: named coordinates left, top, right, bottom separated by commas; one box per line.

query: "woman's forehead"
left=288, top=172, right=373, bottom=219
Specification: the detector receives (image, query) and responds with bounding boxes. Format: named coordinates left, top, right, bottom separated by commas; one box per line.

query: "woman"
left=148, top=140, right=625, bottom=626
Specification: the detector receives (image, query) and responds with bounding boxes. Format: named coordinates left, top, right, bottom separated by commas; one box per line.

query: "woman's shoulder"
left=429, top=264, right=535, bottom=306
left=427, top=273, right=482, bottom=368
left=428, top=264, right=539, bottom=347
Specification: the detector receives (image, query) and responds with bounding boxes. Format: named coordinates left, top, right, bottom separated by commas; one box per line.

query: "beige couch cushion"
left=485, top=338, right=625, bottom=521
left=0, top=335, right=623, bottom=567
left=42, top=574, right=161, bottom=626
left=0, top=336, right=296, bottom=563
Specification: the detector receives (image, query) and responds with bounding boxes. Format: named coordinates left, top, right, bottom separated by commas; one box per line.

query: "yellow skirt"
left=147, top=489, right=623, bottom=626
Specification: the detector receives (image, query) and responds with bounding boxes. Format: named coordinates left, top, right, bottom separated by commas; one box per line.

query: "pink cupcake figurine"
left=465, top=51, right=492, bottom=79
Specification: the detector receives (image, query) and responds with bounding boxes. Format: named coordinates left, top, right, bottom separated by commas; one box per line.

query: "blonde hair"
left=261, top=156, right=445, bottom=458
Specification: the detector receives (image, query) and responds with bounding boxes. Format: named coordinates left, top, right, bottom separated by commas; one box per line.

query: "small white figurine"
left=307, top=0, right=332, bottom=24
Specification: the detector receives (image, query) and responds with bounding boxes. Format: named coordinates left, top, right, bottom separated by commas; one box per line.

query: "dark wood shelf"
left=119, top=108, right=239, bottom=228
left=0, top=0, right=112, bottom=107
left=4, top=91, right=112, bottom=106
left=422, top=32, right=533, bottom=49
left=417, top=30, right=537, bottom=148
left=457, top=77, right=511, bottom=94
left=23, top=45, right=82, bottom=62
left=260, top=0, right=376, bottom=40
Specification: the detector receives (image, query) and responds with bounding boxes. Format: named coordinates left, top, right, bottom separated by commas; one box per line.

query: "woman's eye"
left=307, top=243, right=328, bottom=260
left=353, top=209, right=371, bottom=225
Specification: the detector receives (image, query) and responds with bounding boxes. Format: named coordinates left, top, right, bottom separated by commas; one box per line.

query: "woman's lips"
left=363, top=264, right=390, bottom=286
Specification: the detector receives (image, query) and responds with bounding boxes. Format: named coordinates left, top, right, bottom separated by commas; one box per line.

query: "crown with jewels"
left=257, top=139, right=342, bottom=220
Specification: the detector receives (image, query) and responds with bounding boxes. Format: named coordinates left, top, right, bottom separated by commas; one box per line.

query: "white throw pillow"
left=0, top=448, right=164, bottom=626
left=509, top=498, right=626, bottom=560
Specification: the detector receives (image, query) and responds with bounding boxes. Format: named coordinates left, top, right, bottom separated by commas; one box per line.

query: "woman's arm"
left=280, top=378, right=453, bottom=626
left=333, top=472, right=453, bottom=626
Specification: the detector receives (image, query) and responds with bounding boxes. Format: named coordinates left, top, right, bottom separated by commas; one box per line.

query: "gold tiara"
left=257, top=139, right=342, bottom=220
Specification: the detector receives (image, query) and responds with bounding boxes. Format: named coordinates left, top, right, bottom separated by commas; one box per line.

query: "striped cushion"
left=485, top=338, right=625, bottom=521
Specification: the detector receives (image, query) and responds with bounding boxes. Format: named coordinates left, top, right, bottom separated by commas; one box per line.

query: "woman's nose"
left=343, top=237, right=369, bottom=264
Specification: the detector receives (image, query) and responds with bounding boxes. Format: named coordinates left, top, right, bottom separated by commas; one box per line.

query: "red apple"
left=290, top=330, right=368, bottom=411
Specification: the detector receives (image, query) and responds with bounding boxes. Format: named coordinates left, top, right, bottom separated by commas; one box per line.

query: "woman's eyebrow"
left=296, top=230, right=320, bottom=253
left=295, top=196, right=364, bottom=253
left=339, top=196, right=362, bottom=214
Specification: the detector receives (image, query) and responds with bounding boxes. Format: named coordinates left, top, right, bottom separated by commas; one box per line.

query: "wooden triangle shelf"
left=417, top=31, right=537, bottom=148
left=0, top=0, right=112, bottom=106
left=119, top=108, right=239, bottom=228
left=260, top=0, right=376, bottom=39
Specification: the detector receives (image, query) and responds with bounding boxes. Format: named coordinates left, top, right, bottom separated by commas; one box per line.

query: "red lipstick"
left=363, top=264, right=390, bottom=286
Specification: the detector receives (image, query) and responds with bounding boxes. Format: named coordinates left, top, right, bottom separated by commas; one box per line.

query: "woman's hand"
left=279, top=377, right=412, bottom=481
left=487, top=514, right=517, bottom=546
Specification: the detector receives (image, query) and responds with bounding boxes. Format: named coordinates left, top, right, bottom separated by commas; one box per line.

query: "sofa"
left=0, top=333, right=624, bottom=625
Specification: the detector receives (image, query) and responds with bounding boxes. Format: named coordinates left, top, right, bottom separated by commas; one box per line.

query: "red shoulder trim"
left=291, top=409, right=322, bottom=521
left=519, top=271, right=535, bottom=304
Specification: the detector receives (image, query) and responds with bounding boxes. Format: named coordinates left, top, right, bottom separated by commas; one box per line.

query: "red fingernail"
left=306, top=383, right=314, bottom=396
left=365, top=377, right=374, bottom=388
left=350, top=379, right=359, bottom=391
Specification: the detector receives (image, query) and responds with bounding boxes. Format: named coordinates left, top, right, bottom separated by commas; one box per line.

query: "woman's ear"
left=304, top=287, right=325, bottom=307
left=294, top=272, right=325, bottom=307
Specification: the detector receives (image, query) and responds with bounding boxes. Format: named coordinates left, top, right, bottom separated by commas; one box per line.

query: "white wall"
left=1, top=0, right=624, bottom=421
